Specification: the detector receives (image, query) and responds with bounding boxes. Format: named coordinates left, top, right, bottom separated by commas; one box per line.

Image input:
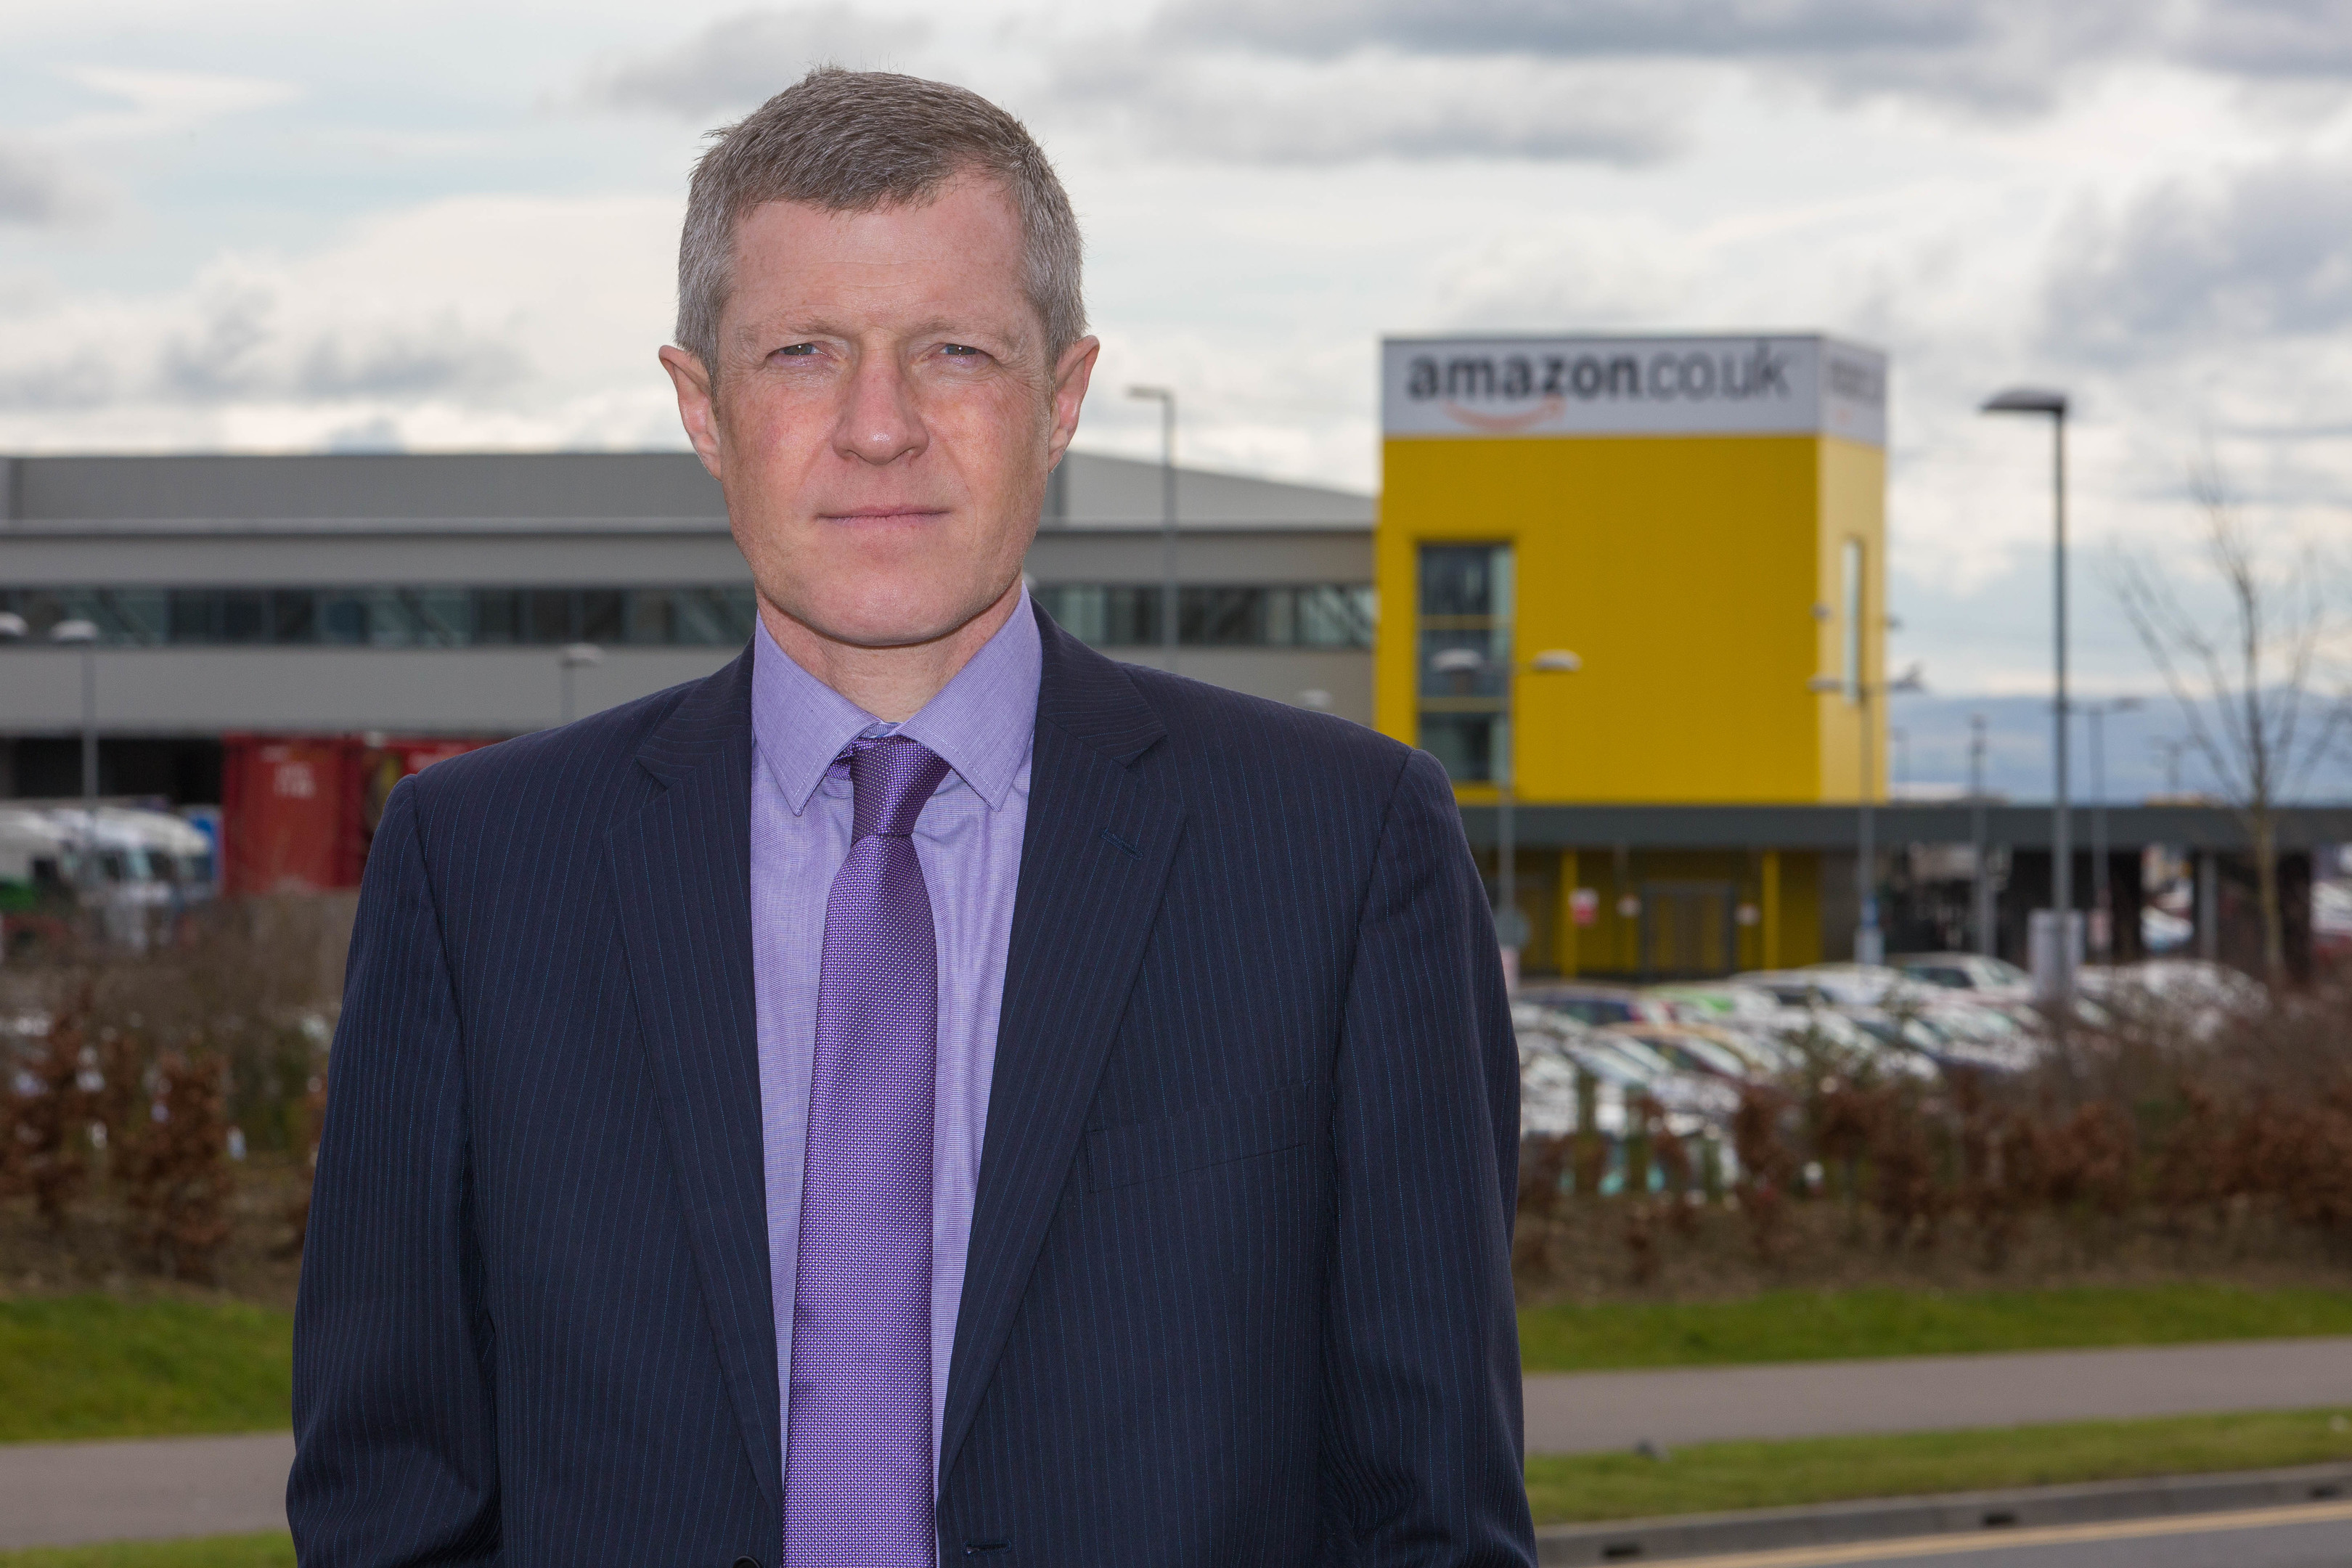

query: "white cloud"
left=0, top=138, right=98, bottom=227
left=51, top=65, right=303, bottom=140
left=0, top=194, right=686, bottom=453
left=1042, top=44, right=1686, bottom=165
left=578, top=7, right=934, bottom=118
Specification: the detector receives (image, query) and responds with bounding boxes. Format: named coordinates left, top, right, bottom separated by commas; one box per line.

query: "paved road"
left=0, top=1432, right=293, bottom=1549
left=7, top=1339, right=2352, bottom=1551
left=1526, top=1336, right=2352, bottom=1455
left=1645, top=1499, right=2352, bottom=1567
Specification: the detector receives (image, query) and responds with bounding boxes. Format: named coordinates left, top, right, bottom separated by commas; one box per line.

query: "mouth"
left=818, top=505, right=952, bottom=522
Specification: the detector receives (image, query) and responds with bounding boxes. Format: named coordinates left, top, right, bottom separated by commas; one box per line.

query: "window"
left=1030, top=584, right=1374, bottom=650
left=0, top=585, right=765, bottom=649
left=1416, top=544, right=1512, bottom=783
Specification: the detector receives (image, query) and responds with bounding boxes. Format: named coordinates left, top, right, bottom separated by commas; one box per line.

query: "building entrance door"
left=1641, top=881, right=1739, bottom=978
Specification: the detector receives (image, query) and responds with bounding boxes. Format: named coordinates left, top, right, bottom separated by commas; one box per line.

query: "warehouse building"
left=0, top=447, right=1373, bottom=806
left=1374, top=330, right=2347, bottom=981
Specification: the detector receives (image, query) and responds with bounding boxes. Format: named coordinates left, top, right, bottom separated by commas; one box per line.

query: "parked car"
left=1601, top=1022, right=1765, bottom=1082
left=1890, top=952, right=2033, bottom=1003
left=1516, top=982, right=1675, bottom=1028
left=1733, top=964, right=1914, bottom=1010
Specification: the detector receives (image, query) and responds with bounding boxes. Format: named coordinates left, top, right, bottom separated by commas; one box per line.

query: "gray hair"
left=675, top=68, right=1086, bottom=377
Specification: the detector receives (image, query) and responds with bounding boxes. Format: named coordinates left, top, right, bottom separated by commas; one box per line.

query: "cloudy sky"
left=3, top=0, right=2348, bottom=771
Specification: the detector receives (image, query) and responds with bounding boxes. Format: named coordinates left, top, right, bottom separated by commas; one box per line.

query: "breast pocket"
left=1082, top=1081, right=1313, bottom=1194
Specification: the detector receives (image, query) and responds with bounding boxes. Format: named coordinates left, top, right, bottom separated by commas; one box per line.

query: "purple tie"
left=784, top=734, right=952, bottom=1568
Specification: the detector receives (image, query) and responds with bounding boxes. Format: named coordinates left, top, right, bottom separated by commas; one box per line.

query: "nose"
left=830, top=350, right=928, bottom=467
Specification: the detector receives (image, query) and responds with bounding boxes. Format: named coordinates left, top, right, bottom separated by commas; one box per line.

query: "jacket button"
left=733, top=1558, right=761, bottom=1568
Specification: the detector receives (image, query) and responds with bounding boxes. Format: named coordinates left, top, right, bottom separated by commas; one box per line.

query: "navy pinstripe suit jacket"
left=290, top=603, right=1535, bottom=1567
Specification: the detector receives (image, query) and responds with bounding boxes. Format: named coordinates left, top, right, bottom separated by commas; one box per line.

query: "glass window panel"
left=626, top=589, right=674, bottom=645
left=220, top=591, right=268, bottom=644
left=1181, top=586, right=1262, bottom=646
left=270, top=590, right=317, bottom=643
left=366, top=588, right=421, bottom=647
left=1297, top=584, right=1376, bottom=648
left=1263, top=587, right=1299, bottom=647
left=579, top=589, right=624, bottom=643
left=527, top=590, right=574, bottom=645
left=670, top=588, right=735, bottom=645
left=1419, top=546, right=1500, bottom=618
left=720, top=586, right=758, bottom=642
left=407, top=589, right=470, bottom=647
left=470, top=589, right=520, bottom=645
left=1418, top=628, right=1508, bottom=700
left=168, top=590, right=218, bottom=643
left=319, top=594, right=368, bottom=645
left=1419, top=715, right=1503, bottom=784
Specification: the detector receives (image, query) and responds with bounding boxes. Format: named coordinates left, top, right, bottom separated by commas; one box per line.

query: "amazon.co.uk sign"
left=1381, top=333, right=1887, bottom=447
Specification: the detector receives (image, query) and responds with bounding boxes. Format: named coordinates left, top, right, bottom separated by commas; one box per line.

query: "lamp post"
left=1435, top=644, right=1581, bottom=988
left=1969, top=714, right=1996, bottom=957
left=49, top=618, right=101, bottom=806
left=2083, top=695, right=2142, bottom=962
left=1127, top=385, right=1177, bottom=674
left=558, top=642, right=603, bottom=725
left=1810, top=663, right=1924, bottom=966
left=1981, top=385, right=2073, bottom=996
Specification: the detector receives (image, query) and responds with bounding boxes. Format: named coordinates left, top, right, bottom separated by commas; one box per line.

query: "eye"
left=941, top=343, right=985, bottom=358
left=771, top=342, right=819, bottom=359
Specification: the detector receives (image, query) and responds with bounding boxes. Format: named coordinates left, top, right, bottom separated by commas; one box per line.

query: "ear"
left=1045, top=335, right=1100, bottom=469
left=658, top=346, right=724, bottom=480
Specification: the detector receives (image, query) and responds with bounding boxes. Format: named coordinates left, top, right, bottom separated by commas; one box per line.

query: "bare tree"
left=2113, top=464, right=2347, bottom=984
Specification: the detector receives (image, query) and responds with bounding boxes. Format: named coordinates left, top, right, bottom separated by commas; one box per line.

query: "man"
left=290, top=68, right=1532, bottom=1567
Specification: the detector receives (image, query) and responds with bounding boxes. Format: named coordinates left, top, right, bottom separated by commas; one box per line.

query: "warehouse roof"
left=0, top=449, right=1371, bottom=536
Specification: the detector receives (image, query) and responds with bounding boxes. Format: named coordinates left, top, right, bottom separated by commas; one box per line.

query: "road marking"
left=1639, top=1498, right=2352, bottom=1566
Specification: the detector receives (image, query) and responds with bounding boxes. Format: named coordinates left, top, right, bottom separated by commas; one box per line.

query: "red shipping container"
left=221, top=734, right=500, bottom=895
left=220, top=735, right=367, bottom=895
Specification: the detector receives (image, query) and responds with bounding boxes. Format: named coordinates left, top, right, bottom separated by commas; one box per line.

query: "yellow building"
left=1376, top=333, right=1890, bottom=978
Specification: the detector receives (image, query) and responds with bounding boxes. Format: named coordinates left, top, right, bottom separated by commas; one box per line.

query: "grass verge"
left=1525, top=1407, right=2352, bottom=1525
left=0, top=1297, right=293, bottom=1444
left=0, top=1538, right=291, bottom=1568
left=1518, top=1282, right=2352, bottom=1373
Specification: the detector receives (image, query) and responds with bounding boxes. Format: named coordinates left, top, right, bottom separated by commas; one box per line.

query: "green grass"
left=1525, top=1407, right=2352, bottom=1525
left=0, top=1297, right=292, bottom=1444
left=1518, top=1283, right=2352, bottom=1373
left=0, top=1537, right=292, bottom=1568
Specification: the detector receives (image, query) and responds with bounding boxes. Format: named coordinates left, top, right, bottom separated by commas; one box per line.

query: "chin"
left=789, top=576, right=1007, bottom=650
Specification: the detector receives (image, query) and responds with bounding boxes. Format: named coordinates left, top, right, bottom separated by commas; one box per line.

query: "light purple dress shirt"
left=748, top=590, right=1040, bottom=1485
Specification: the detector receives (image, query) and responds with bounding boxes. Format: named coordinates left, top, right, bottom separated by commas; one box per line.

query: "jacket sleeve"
left=1323, top=748, right=1535, bottom=1564
left=288, top=777, right=500, bottom=1567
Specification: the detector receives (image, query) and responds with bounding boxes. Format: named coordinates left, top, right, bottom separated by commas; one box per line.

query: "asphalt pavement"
left=1637, top=1500, right=2352, bottom=1567
left=7, top=1338, right=2352, bottom=1551
left=1524, top=1336, right=2352, bottom=1455
left=0, top=1432, right=294, bottom=1549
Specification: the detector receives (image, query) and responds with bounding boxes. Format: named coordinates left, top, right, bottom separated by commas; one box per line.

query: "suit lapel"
left=939, top=611, right=1184, bottom=1482
left=608, top=645, right=782, bottom=1514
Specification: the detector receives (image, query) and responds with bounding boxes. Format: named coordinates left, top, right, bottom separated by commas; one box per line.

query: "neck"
left=760, top=580, right=1024, bottom=722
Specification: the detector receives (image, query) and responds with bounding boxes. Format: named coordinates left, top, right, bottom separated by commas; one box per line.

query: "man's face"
left=662, top=176, right=1097, bottom=652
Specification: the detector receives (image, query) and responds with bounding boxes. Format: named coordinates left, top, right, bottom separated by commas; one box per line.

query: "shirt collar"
left=751, top=586, right=1042, bottom=816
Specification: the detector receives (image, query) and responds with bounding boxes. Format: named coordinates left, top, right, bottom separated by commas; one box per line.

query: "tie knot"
left=846, top=735, right=952, bottom=841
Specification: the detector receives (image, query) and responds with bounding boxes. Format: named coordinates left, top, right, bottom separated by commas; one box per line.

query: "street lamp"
left=2082, top=695, right=2142, bottom=962
left=1969, top=714, right=1996, bottom=957
left=1980, top=385, right=2074, bottom=996
left=1434, top=643, right=1582, bottom=987
left=1808, top=661, right=1925, bottom=966
left=1127, top=385, right=1177, bottom=675
left=49, top=618, right=101, bottom=806
left=558, top=642, right=603, bottom=725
